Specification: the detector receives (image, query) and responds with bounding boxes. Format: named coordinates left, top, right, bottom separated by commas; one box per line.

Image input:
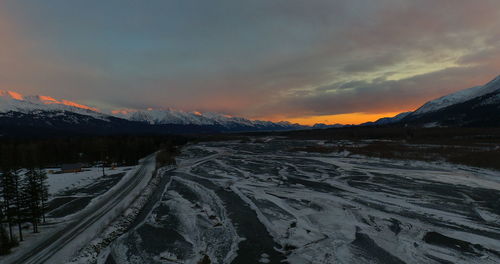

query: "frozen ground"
left=106, top=139, right=500, bottom=264
left=46, top=167, right=133, bottom=219
left=46, top=167, right=134, bottom=195
left=0, top=165, right=140, bottom=264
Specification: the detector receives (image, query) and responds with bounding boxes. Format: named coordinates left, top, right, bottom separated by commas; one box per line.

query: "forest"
left=0, top=135, right=186, bottom=254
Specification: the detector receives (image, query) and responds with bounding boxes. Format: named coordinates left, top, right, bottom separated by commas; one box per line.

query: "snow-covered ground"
left=0, top=165, right=140, bottom=264
left=46, top=166, right=134, bottom=195
left=106, top=139, right=500, bottom=264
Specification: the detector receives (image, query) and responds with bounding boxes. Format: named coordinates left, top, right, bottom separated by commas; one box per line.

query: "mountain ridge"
left=367, top=75, right=500, bottom=127
left=3, top=73, right=500, bottom=137
left=0, top=90, right=307, bottom=135
left=111, top=108, right=305, bottom=130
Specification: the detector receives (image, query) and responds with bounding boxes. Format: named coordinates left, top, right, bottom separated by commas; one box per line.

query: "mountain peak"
left=413, top=75, right=500, bottom=116
left=112, top=107, right=306, bottom=130
left=0, top=90, right=24, bottom=100
left=485, top=75, right=500, bottom=91
left=0, top=90, right=99, bottom=113
left=25, top=95, right=99, bottom=112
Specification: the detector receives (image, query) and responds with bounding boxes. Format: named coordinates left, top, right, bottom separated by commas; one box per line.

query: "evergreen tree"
left=22, top=169, right=42, bottom=233
left=1, top=169, right=16, bottom=241
left=12, top=170, right=24, bottom=241
left=35, top=169, right=49, bottom=224
left=0, top=225, right=14, bottom=255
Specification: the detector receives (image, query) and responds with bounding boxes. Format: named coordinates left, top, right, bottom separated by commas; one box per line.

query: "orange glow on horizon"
left=261, top=111, right=408, bottom=126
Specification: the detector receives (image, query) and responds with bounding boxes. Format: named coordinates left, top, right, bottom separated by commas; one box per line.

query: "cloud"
left=0, top=0, right=499, bottom=121
left=256, top=64, right=500, bottom=119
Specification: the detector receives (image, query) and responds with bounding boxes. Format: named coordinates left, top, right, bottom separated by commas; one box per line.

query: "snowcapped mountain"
left=412, top=75, right=500, bottom=115
left=0, top=90, right=147, bottom=136
left=112, top=108, right=305, bottom=131
left=0, top=90, right=306, bottom=136
left=0, top=90, right=109, bottom=121
left=367, top=75, right=500, bottom=127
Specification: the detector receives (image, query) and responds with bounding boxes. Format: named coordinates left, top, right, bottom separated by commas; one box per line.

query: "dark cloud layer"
left=0, top=0, right=499, bottom=121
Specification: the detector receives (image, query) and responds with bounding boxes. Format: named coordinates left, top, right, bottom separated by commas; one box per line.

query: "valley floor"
left=104, top=138, right=500, bottom=264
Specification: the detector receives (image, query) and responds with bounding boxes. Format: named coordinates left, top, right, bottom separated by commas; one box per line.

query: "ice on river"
left=108, top=139, right=500, bottom=264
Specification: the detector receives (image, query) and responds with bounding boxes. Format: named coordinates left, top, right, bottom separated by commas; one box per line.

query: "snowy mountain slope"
left=402, top=88, right=500, bottom=127
left=0, top=90, right=162, bottom=136
left=112, top=109, right=222, bottom=126
left=0, top=90, right=109, bottom=121
left=0, top=90, right=306, bottom=135
left=399, top=75, right=500, bottom=127
left=412, top=75, right=500, bottom=115
left=360, top=75, right=500, bottom=128
left=112, top=108, right=305, bottom=130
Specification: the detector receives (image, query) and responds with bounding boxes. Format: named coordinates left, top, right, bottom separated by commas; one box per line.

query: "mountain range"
left=0, top=91, right=306, bottom=136
left=366, top=75, right=500, bottom=127
left=1, top=75, right=499, bottom=136
left=112, top=108, right=304, bottom=131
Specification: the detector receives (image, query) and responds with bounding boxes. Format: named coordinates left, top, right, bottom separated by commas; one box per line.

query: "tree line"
left=0, top=135, right=187, bottom=167
left=0, top=135, right=187, bottom=255
left=0, top=168, right=48, bottom=255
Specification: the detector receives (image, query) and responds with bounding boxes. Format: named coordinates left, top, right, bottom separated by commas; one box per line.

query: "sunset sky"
left=1, top=1, right=500, bottom=125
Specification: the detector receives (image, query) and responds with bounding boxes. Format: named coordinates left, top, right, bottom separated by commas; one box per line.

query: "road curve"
left=6, top=154, right=156, bottom=264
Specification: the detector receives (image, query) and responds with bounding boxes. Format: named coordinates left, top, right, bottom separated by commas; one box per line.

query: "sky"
left=1, top=0, right=499, bottom=125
